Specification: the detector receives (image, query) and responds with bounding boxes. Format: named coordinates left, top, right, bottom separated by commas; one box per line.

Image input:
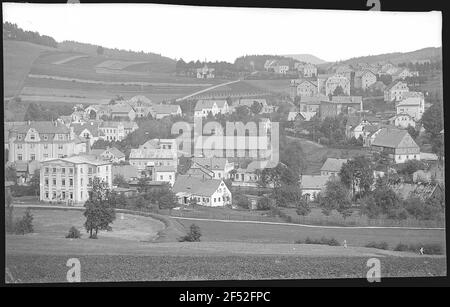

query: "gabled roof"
left=385, top=80, right=407, bottom=91
left=371, top=128, right=417, bottom=149
left=110, top=103, right=134, bottom=113
left=11, top=121, right=70, bottom=134
left=331, top=96, right=362, bottom=104
left=104, top=147, right=125, bottom=158
left=397, top=97, right=422, bottom=107
left=390, top=183, right=441, bottom=201
left=44, top=155, right=111, bottom=166
left=70, top=121, right=101, bottom=136
left=320, top=158, right=348, bottom=173
left=173, top=175, right=224, bottom=197
left=300, top=175, right=329, bottom=190
left=195, top=100, right=228, bottom=111
left=152, top=104, right=181, bottom=114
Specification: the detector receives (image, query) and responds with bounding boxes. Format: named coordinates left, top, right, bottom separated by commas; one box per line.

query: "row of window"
left=191, top=196, right=230, bottom=203
left=17, top=144, right=65, bottom=150
left=17, top=153, right=66, bottom=161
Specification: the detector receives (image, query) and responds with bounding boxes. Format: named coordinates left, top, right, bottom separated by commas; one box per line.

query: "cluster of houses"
left=4, top=94, right=281, bottom=208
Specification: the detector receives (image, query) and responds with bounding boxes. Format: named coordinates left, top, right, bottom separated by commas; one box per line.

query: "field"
left=244, top=79, right=292, bottom=95
left=5, top=208, right=446, bottom=282
left=6, top=254, right=446, bottom=282
left=3, top=40, right=231, bottom=120
left=3, top=41, right=56, bottom=98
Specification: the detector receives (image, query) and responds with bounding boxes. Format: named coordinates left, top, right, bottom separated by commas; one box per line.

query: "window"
left=17, top=144, right=22, bottom=149
left=160, top=175, right=163, bottom=180
left=52, top=192, right=56, bottom=199
left=45, top=192, right=49, bottom=199
left=61, top=168, right=65, bottom=174
left=53, top=168, right=57, bottom=173
left=69, top=168, right=73, bottom=175
left=45, top=167, right=49, bottom=174
left=70, top=192, right=73, bottom=199
left=89, top=178, right=92, bottom=185
left=58, top=144, right=63, bottom=150
left=69, top=179, right=73, bottom=186
left=30, top=154, right=36, bottom=161
left=44, top=154, right=49, bottom=159
left=17, top=154, right=22, bottom=161
left=62, top=192, right=66, bottom=199
left=81, top=191, right=83, bottom=199
left=53, top=179, right=56, bottom=185
left=45, top=179, right=49, bottom=186
left=30, top=134, right=35, bottom=140
left=62, top=179, right=65, bottom=186
left=81, top=178, right=83, bottom=185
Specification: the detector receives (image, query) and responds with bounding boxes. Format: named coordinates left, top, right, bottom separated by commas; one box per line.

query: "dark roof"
left=371, top=128, right=417, bottom=149
left=173, top=175, right=224, bottom=197
left=320, top=158, right=348, bottom=172
left=11, top=121, right=69, bottom=134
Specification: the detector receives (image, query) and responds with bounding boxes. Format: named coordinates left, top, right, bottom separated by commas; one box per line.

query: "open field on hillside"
left=3, top=41, right=56, bottom=97
left=12, top=208, right=165, bottom=242
left=6, top=208, right=445, bottom=282
left=175, top=218, right=445, bottom=247
left=244, top=79, right=292, bottom=95
left=5, top=253, right=445, bottom=282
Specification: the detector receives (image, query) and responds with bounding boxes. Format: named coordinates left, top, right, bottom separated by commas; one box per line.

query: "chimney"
left=85, top=138, right=91, bottom=154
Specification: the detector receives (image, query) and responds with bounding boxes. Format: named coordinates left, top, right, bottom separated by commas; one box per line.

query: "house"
left=345, top=116, right=373, bottom=139
left=112, top=187, right=138, bottom=198
left=127, top=95, right=153, bottom=118
left=194, top=99, right=230, bottom=118
left=300, top=175, right=330, bottom=201
left=89, top=147, right=125, bottom=163
left=264, top=59, right=278, bottom=71
left=320, top=158, right=347, bottom=177
left=99, top=121, right=138, bottom=142
left=153, top=165, right=176, bottom=186
left=320, top=96, right=363, bottom=119
left=292, top=80, right=318, bottom=98
left=173, top=175, right=232, bottom=207
left=370, top=128, right=420, bottom=163
left=325, top=74, right=351, bottom=96
left=8, top=160, right=41, bottom=184
left=317, top=73, right=334, bottom=94
left=150, top=104, right=182, bottom=119
left=110, top=103, right=136, bottom=121
left=368, top=81, right=387, bottom=94
left=232, top=160, right=277, bottom=188
left=391, top=67, right=415, bottom=80
left=273, top=60, right=290, bottom=74
left=84, top=104, right=112, bottom=120
left=129, top=139, right=178, bottom=172
left=287, top=111, right=301, bottom=122
left=6, top=121, right=87, bottom=163
left=70, top=120, right=103, bottom=146
left=298, top=95, right=328, bottom=113
left=191, top=157, right=234, bottom=179
left=396, top=96, right=425, bottom=121
left=196, top=64, right=215, bottom=79
left=389, top=113, right=416, bottom=129
left=384, top=80, right=409, bottom=102
left=354, top=70, right=377, bottom=90
left=296, top=63, right=317, bottom=78
left=39, top=155, right=112, bottom=205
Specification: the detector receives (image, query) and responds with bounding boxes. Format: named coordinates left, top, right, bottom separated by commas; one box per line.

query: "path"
left=12, top=204, right=445, bottom=231
left=175, top=78, right=241, bottom=102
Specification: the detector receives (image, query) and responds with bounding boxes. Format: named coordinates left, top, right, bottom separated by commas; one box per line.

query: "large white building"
left=129, top=139, right=178, bottom=172
left=194, top=100, right=230, bottom=118
left=325, top=74, right=351, bottom=96
left=39, top=156, right=112, bottom=205
left=396, top=92, right=425, bottom=121
left=99, top=121, right=138, bottom=142
left=6, top=121, right=87, bottom=163
left=384, top=81, right=409, bottom=102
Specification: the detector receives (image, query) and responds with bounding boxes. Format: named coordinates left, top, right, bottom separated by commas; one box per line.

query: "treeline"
left=3, top=22, right=57, bottom=48
left=23, top=102, right=73, bottom=122
left=398, top=60, right=442, bottom=74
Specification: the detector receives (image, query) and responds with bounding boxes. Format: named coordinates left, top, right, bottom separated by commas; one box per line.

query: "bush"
left=256, top=197, right=271, bottom=210
left=396, top=243, right=444, bottom=255
left=65, top=226, right=81, bottom=239
left=234, top=194, right=251, bottom=209
left=179, top=224, right=202, bottom=242
left=394, top=243, right=409, bottom=252
left=14, top=209, right=34, bottom=235
left=365, top=241, right=389, bottom=250
left=296, top=236, right=340, bottom=246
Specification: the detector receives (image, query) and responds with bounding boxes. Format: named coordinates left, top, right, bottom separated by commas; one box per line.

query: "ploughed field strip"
left=5, top=254, right=446, bottom=282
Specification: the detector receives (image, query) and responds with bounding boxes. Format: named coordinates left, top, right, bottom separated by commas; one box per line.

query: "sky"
left=2, top=3, right=442, bottom=63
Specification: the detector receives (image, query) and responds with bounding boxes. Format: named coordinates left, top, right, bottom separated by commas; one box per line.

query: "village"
left=4, top=56, right=445, bottom=226
left=2, top=9, right=446, bottom=283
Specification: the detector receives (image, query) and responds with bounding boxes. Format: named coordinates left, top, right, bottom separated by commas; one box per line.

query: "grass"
left=244, top=79, right=292, bottom=95
left=3, top=41, right=56, bottom=97
left=5, top=254, right=446, bottom=282
left=174, top=218, right=446, bottom=248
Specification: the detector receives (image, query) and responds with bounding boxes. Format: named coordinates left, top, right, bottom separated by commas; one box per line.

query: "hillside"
left=283, top=54, right=327, bottom=65
left=340, top=47, right=442, bottom=66
left=3, top=40, right=56, bottom=98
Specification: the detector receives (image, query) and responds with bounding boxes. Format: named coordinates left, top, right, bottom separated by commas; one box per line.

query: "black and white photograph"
left=3, top=1, right=446, bottom=287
